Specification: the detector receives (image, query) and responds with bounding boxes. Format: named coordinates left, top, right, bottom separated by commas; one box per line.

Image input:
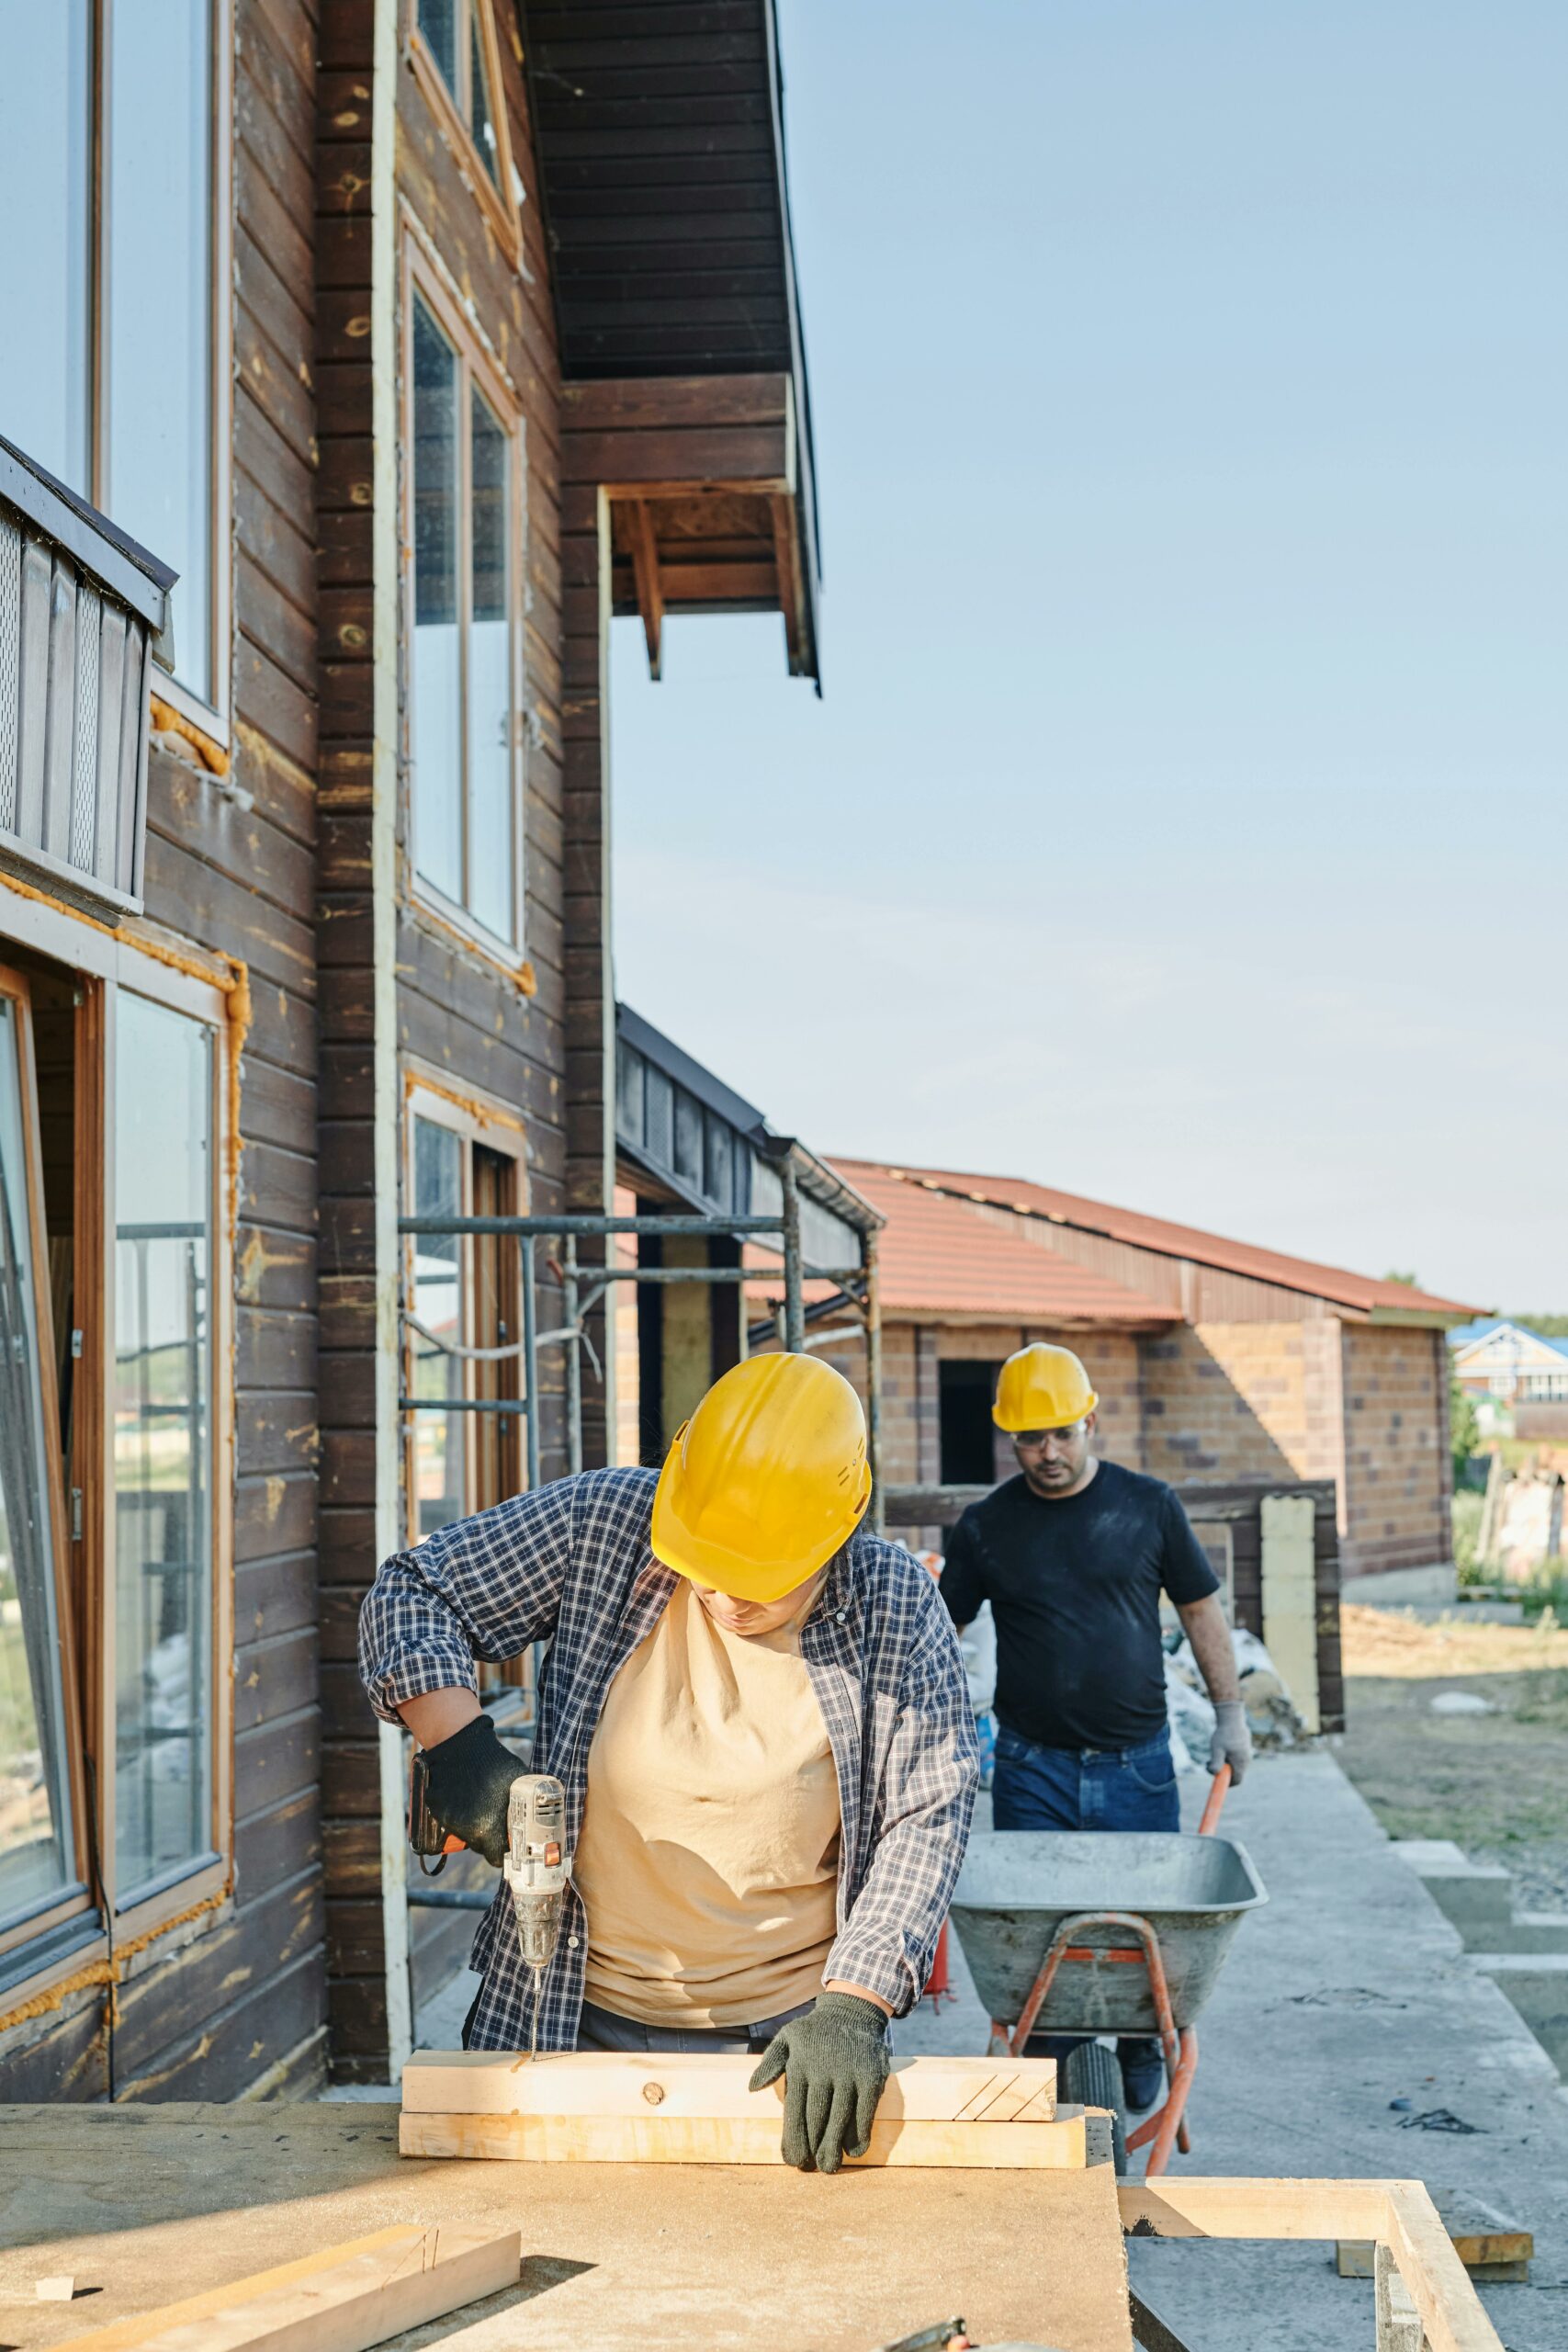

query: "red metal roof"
left=792, top=1161, right=1179, bottom=1326
left=831, top=1159, right=1483, bottom=1322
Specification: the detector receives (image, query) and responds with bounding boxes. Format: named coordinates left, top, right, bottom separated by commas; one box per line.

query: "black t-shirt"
left=939, top=1461, right=1219, bottom=1752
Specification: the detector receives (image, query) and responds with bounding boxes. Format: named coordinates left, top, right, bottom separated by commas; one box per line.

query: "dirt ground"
left=1337, top=1602, right=1568, bottom=1910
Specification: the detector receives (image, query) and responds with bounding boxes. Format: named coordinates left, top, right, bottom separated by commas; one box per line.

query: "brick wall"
left=1338, top=1325, right=1450, bottom=1577
left=1142, top=1322, right=1320, bottom=1483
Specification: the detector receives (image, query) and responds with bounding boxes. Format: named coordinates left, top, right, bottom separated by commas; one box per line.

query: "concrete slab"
left=1471, top=1955, right=1568, bottom=2073
left=931, top=1760, right=1568, bottom=2350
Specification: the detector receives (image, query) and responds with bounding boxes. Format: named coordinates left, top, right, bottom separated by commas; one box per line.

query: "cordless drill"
left=409, top=1756, right=570, bottom=2063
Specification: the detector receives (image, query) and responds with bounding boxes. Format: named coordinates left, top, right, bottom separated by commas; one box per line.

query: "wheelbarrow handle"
left=1197, top=1761, right=1231, bottom=1837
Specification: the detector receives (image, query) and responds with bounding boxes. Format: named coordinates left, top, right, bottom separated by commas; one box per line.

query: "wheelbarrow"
left=948, top=1769, right=1267, bottom=2177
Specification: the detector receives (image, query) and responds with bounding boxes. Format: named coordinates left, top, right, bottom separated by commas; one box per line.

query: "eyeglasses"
left=1013, top=1423, right=1086, bottom=1451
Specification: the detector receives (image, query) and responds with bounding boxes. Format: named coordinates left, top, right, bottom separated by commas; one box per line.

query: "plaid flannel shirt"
left=359, top=1466, right=978, bottom=2053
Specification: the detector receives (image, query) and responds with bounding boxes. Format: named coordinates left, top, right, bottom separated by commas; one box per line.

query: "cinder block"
left=1471, top=1954, right=1568, bottom=2073
left=1506, top=1913, right=1568, bottom=1956
left=1389, top=1842, right=1514, bottom=1944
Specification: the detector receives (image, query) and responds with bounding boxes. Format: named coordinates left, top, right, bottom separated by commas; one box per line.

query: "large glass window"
left=416, top=0, right=504, bottom=190
left=408, top=287, right=519, bottom=946
left=0, top=993, right=78, bottom=1939
left=114, top=992, right=214, bottom=1904
left=0, top=3, right=92, bottom=491
left=107, top=0, right=214, bottom=706
left=0, top=0, right=220, bottom=711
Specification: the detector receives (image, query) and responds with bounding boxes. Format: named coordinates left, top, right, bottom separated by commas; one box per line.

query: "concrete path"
left=919, top=1754, right=1568, bottom=2351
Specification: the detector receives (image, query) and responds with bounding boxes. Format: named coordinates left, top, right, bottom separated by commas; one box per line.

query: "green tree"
left=1450, top=1372, right=1482, bottom=1479
left=1508, top=1310, right=1568, bottom=1339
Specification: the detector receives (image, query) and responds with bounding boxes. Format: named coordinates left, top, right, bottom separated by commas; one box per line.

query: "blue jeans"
left=991, top=1723, right=1179, bottom=2095
left=991, top=1724, right=1180, bottom=1836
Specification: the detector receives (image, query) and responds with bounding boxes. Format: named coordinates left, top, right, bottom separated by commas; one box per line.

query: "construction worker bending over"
left=939, top=1344, right=1250, bottom=2113
left=359, top=1352, right=978, bottom=2175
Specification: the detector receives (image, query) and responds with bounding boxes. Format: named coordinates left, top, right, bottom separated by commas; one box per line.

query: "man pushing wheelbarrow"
left=940, top=1345, right=1253, bottom=2117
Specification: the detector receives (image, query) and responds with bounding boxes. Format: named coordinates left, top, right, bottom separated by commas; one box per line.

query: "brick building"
left=814, top=1161, right=1483, bottom=1589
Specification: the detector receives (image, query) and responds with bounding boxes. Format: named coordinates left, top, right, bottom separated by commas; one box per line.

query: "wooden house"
left=0, top=0, right=820, bottom=2097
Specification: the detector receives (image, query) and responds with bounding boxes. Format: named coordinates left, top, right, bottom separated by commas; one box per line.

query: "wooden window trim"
left=405, top=0, right=523, bottom=267
left=0, top=890, right=236, bottom=2007
left=0, top=960, right=94, bottom=1967
left=400, top=232, right=528, bottom=970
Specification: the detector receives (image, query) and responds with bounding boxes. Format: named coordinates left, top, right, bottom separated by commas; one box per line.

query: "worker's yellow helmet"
left=650, top=1353, right=873, bottom=1603
left=992, top=1342, right=1099, bottom=1433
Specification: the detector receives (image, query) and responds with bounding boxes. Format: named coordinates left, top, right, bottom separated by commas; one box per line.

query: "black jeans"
left=460, top=1985, right=814, bottom=2053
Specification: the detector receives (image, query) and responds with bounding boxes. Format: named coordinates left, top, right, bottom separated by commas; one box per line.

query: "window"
left=0, top=911, right=231, bottom=1997
left=0, top=969, right=83, bottom=1949
left=0, top=0, right=227, bottom=721
left=405, top=1089, right=531, bottom=1713
left=113, top=991, right=215, bottom=1902
left=939, top=1360, right=1002, bottom=1487
left=406, top=274, right=523, bottom=949
left=409, top=0, right=520, bottom=254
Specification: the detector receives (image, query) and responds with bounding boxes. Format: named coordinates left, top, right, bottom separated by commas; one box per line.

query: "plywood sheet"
left=0, top=2104, right=1132, bottom=2352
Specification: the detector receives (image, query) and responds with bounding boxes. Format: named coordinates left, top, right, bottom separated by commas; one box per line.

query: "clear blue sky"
left=607, top=1, right=1568, bottom=1312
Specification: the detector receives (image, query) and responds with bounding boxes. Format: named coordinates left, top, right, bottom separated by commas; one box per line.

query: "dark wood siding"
left=0, top=0, right=331, bottom=2106
left=315, top=0, right=572, bottom=2081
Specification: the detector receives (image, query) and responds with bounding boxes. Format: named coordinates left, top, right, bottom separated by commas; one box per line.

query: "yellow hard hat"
left=992, top=1342, right=1099, bottom=1433
left=651, top=1353, right=873, bottom=1603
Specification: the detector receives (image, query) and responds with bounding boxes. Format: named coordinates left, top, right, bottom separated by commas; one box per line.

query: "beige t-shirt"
left=573, top=1578, right=842, bottom=2028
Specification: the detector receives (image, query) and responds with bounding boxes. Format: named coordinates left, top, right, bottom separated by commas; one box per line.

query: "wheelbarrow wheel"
left=1062, top=2041, right=1127, bottom=2175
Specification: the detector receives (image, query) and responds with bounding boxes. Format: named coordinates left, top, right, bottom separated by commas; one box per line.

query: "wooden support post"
left=49, top=2224, right=519, bottom=2352
left=1261, top=1491, right=1321, bottom=1731
left=625, top=497, right=664, bottom=677
left=769, top=492, right=803, bottom=672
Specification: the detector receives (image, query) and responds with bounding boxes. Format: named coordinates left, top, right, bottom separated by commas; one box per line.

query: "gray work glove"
left=1208, top=1699, right=1252, bottom=1789
left=749, top=1992, right=891, bottom=2174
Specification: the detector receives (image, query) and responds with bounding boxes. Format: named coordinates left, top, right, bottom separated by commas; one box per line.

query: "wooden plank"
left=403, top=2049, right=1056, bottom=2123
left=400, top=2106, right=1087, bottom=2170
left=48, top=2223, right=519, bottom=2352
left=1386, top=2182, right=1508, bottom=2352
left=623, top=497, right=662, bottom=674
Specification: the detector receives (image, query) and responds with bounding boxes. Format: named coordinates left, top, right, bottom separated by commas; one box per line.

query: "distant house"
left=1450, top=1319, right=1568, bottom=1406
left=806, top=1160, right=1485, bottom=1586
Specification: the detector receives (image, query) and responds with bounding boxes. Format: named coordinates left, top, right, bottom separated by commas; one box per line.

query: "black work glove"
left=749, top=1992, right=891, bottom=2174
left=421, top=1713, right=525, bottom=1868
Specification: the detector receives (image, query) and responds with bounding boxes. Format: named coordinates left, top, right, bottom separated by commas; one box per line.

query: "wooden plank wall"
left=115, top=0, right=329, bottom=2102
left=314, top=0, right=570, bottom=2082
left=0, top=0, right=332, bottom=2105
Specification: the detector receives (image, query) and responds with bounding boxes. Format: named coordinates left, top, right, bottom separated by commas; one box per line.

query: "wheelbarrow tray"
left=950, top=1829, right=1268, bottom=2035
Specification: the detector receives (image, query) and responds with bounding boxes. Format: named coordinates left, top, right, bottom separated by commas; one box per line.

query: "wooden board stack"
left=400, top=2051, right=1085, bottom=2168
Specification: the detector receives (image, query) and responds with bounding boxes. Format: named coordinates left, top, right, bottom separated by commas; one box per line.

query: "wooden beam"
left=50, top=2224, right=520, bottom=2352
left=769, top=491, right=804, bottom=671
left=1117, top=2180, right=1505, bottom=2352
left=400, top=2050, right=1079, bottom=2168
left=624, top=498, right=663, bottom=678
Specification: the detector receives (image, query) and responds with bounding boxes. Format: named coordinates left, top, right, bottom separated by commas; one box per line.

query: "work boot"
left=1120, top=2039, right=1165, bottom=2112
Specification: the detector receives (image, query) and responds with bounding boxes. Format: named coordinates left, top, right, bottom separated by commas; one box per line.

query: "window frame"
left=400, top=235, right=528, bottom=967
left=405, top=0, right=523, bottom=264
left=100, top=961, right=232, bottom=1922
left=401, top=1072, right=528, bottom=1532
left=51, top=0, right=234, bottom=745
left=0, top=959, right=93, bottom=1968
left=0, top=888, right=235, bottom=2001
